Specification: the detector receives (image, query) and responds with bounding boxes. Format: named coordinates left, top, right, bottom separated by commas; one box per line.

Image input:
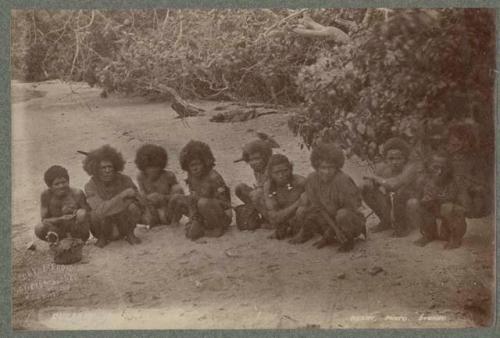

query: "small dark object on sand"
left=369, top=266, right=384, bottom=276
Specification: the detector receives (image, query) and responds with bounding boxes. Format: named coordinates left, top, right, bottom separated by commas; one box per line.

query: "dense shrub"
left=290, top=9, right=495, bottom=165
left=11, top=9, right=495, bottom=168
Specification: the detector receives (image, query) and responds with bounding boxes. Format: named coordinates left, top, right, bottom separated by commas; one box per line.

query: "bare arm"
left=381, top=162, right=421, bottom=192
left=149, top=173, right=185, bottom=205
left=265, top=177, right=305, bottom=225
left=211, top=171, right=231, bottom=207
left=267, top=197, right=301, bottom=225
left=137, top=174, right=147, bottom=196
left=339, top=176, right=363, bottom=211
left=158, top=173, right=185, bottom=202
left=40, top=191, right=62, bottom=223
left=85, top=179, right=135, bottom=218
left=75, top=189, right=91, bottom=212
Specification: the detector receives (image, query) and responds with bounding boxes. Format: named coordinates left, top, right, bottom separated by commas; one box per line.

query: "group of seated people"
left=35, top=121, right=490, bottom=252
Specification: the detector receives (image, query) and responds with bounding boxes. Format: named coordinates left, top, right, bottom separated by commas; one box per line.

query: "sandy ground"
left=11, top=80, right=495, bottom=330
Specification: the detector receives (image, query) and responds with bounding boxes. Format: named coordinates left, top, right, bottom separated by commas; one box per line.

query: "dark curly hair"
left=83, top=145, right=125, bottom=177
left=135, top=144, right=168, bottom=171
left=179, top=140, right=215, bottom=173
left=266, top=154, right=292, bottom=176
left=310, top=143, right=345, bottom=170
left=44, top=165, right=69, bottom=187
left=382, top=137, right=410, bottom=159
left=242, top=140, right=272, bottom=163
left=425, top=150, right=454, bottom=182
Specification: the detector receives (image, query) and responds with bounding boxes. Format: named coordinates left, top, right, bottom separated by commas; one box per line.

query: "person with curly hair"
left=289, top=143, right=366, bottom=252
left=234, top=139, right=273, bottom=229
left=263, top=154, right=306, bottom=240
left=134, top=144, right=184, bottom=227
left=169, top=140, right=232, bottom=240
left=446, top=123, right=491, bottom=218
left=35, top=165, right=90, bottom=244
left=410, top=151, right=468, bottom=249
left=83, top=145, right=142, bottom=247
left=361, top=137, right=423, bottom=237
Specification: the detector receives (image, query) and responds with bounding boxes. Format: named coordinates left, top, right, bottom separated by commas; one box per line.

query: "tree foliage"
left=290, top=9, right=495, bottom=164
left=12, top=9, right=335, bottom=103
left=11, top=8, right=496, bottom=166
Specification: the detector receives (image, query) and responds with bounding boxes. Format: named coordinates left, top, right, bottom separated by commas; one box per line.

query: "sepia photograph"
left=10, top=7, right=496, bottom=330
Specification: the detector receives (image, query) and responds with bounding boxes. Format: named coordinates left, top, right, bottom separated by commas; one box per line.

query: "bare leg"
left=167, top=195, right=190, bottom=225
left=361, top=183, right=391, bottom=232
left=120, top=203, right=142, bottom=245
left=35, top=220, right=65, bottom=242
left=186, top=217, right=205, bottom=240
left=142, top=206, right=160, bottom=227
left=249, top=188, right=269, bottom=227
left=71, top=209, right=90, bottom=242
left=290, top=211, right=322, bottom=245
left=441, top=203, right=466, bottom=249
left=333, top=208, right=364, bottom=252
left=269, top=221, right=290, bottom=240
left=412, top=199, right=438, bottom=247
left=89, top=212, right=111, bottom=248
left=391, top=190, right=411, bottom=237
left=197, top=198, right=231, bottom=237
left=157, top=207, right=168, bottom=225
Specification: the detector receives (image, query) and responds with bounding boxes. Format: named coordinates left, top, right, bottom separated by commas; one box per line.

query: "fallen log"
left=210, top=107, right=282, bottom=123
left=140, top=82, right=205, bottom=118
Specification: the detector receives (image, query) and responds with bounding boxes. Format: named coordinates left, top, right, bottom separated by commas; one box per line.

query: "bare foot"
left=125, top=233, right=141, bottom=245
left=370, top=222, right=391, bottom=233
left=391, top=228, right=410, bottom=238
left=337, top=239, right=354, bottom=252
left=288, top=230, right=312, bottom=244
left=414, top=236, right=433, bottom=247
left=95, top=238, right=108, bottom=248
left=444, top=239, right=461, bottom=250
left=313, top=237, right=329, bottom=249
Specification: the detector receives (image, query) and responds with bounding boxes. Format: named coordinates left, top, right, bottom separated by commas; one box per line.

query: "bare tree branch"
left=291, top=14, right=350, bottom=43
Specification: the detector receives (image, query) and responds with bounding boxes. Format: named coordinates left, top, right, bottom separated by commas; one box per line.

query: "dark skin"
left=248, top=152, right=266, bottom=174
left=189, top=159, right=205, bottom=179
left=363, top=149, right=407, bottom=191
left=41, top=177, right=88, bottom=241
left=41, top=177, right=76, bottom=224
left=100, top=160, right=137, bottom=201
left=182, top=159, right=232, bottom=239
left=99, top=160, right=116, bottom=184
left=138, top=166, right=184, bottom=225
left=290, top=160, right=348, bottom=249
left=264, top=163, right=305, bottom=239
left=361, top=148, right=421, bottom=237
left=313, top=160, right=348, bottom=248
left=428, top=156, right=451, bottom=186
left=95, top=160, right=140, bottom=246
left=413, top=155, right=467, bottom=249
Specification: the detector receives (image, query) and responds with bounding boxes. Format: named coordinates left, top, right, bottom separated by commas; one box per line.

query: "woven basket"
left=50, top=237, right=84, bottom=265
